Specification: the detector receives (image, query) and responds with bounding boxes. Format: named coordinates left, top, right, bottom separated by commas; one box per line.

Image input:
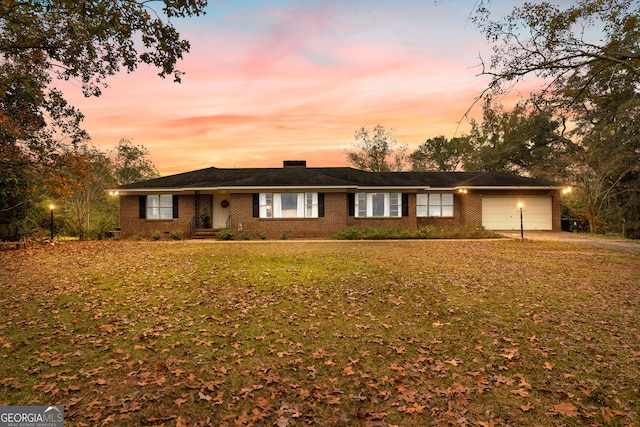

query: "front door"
left=213, top=195, right=231, bottom=229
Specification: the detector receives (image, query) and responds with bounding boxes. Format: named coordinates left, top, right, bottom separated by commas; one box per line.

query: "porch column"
left=195, top=191, right=200, bottom=228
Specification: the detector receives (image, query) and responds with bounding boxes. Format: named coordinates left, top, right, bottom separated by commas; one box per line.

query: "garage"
left=482, top=196, right=552, bottom=230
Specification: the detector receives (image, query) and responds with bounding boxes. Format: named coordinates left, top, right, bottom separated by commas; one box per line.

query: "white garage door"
left=482, top=196, right=552, bottom=230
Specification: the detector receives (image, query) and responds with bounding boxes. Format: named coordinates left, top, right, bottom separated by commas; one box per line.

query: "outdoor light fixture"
left=458, top=188, right=468, bottom=194
left=517, top=202, right=524, bottom=242
left=109, top=190, right=119, bottom=196
left=562, top=187, right=572, bottom=195
left=49, top=204, right=55, bottom=241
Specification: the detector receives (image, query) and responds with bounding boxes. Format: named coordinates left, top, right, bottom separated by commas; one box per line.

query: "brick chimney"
left=283, top=160, right=307, bottom=168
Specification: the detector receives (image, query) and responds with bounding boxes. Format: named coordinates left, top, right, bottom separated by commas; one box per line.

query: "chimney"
left=283, top=160, right=307, bottom=168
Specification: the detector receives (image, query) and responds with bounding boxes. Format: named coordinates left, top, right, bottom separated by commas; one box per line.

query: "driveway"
left=498, top=231, right=640, bottom=253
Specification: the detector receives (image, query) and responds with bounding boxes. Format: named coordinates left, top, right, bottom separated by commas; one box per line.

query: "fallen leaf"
left=343, top=366, right=355, bottom=376
left=520, top=402, right=533, bottom=412
left=554, top=402, right=579, bottom=417
left=511, top=389, right=529, bottom=397
left=500, top=348, right=519, bottom=360
left=405, top=403, right=426, bottom=413
left=198, top=391, right=211, bottom=401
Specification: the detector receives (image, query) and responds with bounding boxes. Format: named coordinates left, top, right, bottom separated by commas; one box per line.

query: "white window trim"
left=259, top=193, right=318, bottom=218
left=146, top=194, right=173, bottom=220
left=354, top=192, right=402, bottom=218
left=417, top=193, right=454, bottom=217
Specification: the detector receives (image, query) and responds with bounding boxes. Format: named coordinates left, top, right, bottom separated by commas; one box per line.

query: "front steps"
left=192, top=228, right=221, bottom=239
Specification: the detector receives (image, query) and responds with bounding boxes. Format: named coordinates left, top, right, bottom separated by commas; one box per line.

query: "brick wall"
left=231, top=192, right=348, bottom=239
left=119, top=189, right=561, bottom=238
left=119, top=195, right=196, bottom=238
left=457, top=189, right=562, bottom=231
left=346, top=193, right=417, bottom=231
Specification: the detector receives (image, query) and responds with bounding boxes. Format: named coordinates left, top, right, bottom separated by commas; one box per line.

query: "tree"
left=0, top=0, right=206, bottom=142
left=111, top=138, right=160, bottom=185
left=563, top=56, right=640, bottom=233
left=410, top=135, right=472, bottom=172
left=464, top=101, right=573, bottom=179
left=345, top=125, right=408, bottom=172
left=471, top=0, right=639, bottom=107
left=0, top=0, right=205, bottom=230
left=0, top=143, right=40, bottom=232
left=472, top=0, right=640, bottom=233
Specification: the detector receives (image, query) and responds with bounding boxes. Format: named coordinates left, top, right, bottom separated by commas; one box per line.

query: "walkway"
left=498, top=231, right=640, bottom=253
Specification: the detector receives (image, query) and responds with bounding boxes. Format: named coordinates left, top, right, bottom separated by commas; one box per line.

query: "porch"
left=190, top=191, right=232, bottom=239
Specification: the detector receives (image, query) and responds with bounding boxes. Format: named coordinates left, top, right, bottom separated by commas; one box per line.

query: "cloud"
left=58, top=1, right=539, bottom=175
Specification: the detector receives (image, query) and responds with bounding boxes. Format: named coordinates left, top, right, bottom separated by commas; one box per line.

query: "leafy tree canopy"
left=345, top=125, right=408, bottom=172
left=0, top=0, right=207, bottom=146
left=110, top=138, right=160, bottom=185
left=472, top=0, right=639, bottom=105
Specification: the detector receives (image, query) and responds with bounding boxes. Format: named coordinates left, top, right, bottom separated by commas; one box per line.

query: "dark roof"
left=117, top=166, right=558, bottom=191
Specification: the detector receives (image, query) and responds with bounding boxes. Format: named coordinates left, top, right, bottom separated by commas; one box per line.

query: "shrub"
left=330, top=225, right=501, bottom=240
left=280, top=230, right=292, bottom=240
left=152, top=230, right=164, bottom=240
left=237, top=230, right=252, bottom=240
left=216, top=229, right=235, bottom=241
left=170, top=230, right=184, bottom=240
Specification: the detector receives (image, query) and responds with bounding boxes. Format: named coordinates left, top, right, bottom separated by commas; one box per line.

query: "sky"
left=62, top=0, right=537, bottom=176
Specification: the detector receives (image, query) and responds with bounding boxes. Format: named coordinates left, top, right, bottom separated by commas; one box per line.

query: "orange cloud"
left=56, top=2, right=544, bottom=176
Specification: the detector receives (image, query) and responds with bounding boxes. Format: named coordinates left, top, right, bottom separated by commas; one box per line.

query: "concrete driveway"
left=498, top=231, right=640, bottom=253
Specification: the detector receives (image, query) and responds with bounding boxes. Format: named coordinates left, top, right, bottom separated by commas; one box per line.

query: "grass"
left=0, top=240, right=638, bottom=426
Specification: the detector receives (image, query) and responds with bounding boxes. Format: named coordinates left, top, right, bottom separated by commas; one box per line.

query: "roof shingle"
left=117, top=166, right=558, bottom=190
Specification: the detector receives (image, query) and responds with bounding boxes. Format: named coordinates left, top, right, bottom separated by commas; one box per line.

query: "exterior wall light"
left=109, top=191, right=119, bottom=196
left=458, top=189, right=468, bottom=194
left=562, top=187, right=572, bottom=195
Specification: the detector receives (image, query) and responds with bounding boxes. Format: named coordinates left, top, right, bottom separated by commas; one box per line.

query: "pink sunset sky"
left=61, top=1, right=539, bottom=176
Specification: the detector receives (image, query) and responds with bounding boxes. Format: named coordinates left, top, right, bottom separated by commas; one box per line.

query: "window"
left=148, top=195, right=173, bottom=219
left=258, top=193, right=320, bottom=218
left=139, top=195, right=178, bottom=219
left=354, top=192, right=402, bottom=217
left=417, top=193, right=454, bottom=217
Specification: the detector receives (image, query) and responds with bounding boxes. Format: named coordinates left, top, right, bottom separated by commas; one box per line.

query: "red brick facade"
left=119, top=189, right=561, bottom=239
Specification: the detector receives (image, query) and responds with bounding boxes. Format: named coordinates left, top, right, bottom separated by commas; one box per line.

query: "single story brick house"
left=111, top=160, right=563, bottom=239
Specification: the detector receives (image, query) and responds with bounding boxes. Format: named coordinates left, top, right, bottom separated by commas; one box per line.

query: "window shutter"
left=139, top=196, right=146, bottom=219
left=402, top=193, right=409, bottom=217
left=172, top=195, right=179, bottom=218
left=347, top=193, right=355, bottom=216
left=318, top=193, right=325, bottom=217
left=252, top=194, right=259, bottom=218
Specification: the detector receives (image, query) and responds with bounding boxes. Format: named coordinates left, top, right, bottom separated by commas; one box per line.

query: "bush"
left=330, top=225, right=501, bottom=240
left=216, top=229, right=235, bottom=241
left=152, top=230, right=164, bottom=240
left=624, top=222, right=640, bottom=239
left=280, top=230, right=292, bottom=240
left=237, top=230, right=253, bottom=240
left=170, top=230, right=184, bottom=240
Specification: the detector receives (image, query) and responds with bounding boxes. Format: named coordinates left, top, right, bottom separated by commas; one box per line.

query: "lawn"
left=0, top=240, right=638, bottom=426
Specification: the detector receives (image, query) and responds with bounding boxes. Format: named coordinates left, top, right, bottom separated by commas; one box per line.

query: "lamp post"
left=517, top=202, right=524, bottom=242
left=49, top=204, right=55, bottom=240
